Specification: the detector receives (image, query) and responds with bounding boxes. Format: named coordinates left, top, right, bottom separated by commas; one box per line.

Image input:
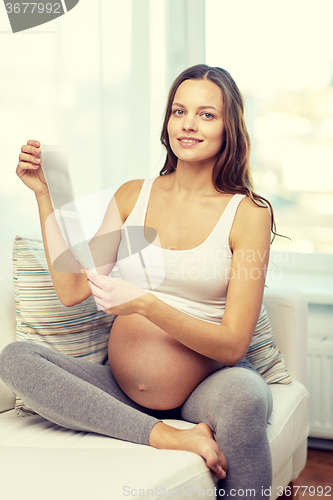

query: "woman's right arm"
left=17, top=140, right=92, bottom=306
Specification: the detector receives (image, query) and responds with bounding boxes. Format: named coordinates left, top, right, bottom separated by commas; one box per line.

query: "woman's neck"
left=170, top=159, right=218, bottom=197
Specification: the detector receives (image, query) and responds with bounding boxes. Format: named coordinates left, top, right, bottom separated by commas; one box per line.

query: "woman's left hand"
left=84, top=269, right=148, bottom=316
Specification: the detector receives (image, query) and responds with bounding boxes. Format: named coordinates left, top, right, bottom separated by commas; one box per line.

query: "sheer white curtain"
left=0, top=0, right=205, bottom=241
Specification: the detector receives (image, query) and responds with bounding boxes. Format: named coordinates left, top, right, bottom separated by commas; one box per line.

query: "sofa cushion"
left=13, top=236, right=115, bottom=415
left=0, top=379, right=309, bottom=499
left=0, top=441, right=217, bottom=500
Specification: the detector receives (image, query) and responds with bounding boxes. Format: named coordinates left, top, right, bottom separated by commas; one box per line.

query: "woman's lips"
left=177, top=137, right=203, bottom=147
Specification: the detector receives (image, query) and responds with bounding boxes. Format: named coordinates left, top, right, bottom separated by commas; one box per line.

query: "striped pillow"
left=13, top=236, right=115, bottom=415
left=246, top=304, right=292, bottom=384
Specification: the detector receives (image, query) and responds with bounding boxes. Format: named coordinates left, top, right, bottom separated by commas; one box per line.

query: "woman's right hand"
left=16, top=139, right=48, bottom=196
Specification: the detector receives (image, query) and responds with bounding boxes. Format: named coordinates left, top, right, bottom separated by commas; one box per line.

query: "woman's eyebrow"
left=172, top=102, right=219, bottom=112
left=197, top=105, right=219, bottom=112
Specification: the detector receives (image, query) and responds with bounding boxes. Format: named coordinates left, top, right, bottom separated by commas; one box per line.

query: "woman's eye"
left=173, top=109, right=185, bottom=116
left=202, top=112, right=214, bottom=119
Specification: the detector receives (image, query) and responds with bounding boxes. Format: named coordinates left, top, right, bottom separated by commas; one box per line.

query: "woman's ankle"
left=148, top=421, right=181, bottom=449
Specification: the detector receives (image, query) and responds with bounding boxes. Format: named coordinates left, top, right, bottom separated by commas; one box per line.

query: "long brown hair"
left=160, top=64, right=280, bottom=243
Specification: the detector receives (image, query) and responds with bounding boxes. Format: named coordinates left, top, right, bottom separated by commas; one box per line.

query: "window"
left=206, top=0, right=333, bottom=254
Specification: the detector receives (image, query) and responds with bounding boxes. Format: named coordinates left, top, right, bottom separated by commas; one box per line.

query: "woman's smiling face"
left=167, top=78, right=224, bottom=167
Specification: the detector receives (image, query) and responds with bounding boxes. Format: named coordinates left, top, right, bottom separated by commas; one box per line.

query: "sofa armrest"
left=0, top=240, right=16, bottom=412
left=263, top=287, right=308, bottom=388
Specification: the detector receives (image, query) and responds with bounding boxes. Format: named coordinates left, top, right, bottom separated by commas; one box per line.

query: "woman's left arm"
left=86, top=199, right=271, bottom=366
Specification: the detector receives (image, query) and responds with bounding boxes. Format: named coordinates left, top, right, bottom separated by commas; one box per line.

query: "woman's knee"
left=0, top=342, right=19, bottom=382
left=0, top=341, right=40, bottom=381
left=210, top=367, right=273, bottom=423
left=1, top=340, right=38, bottom=358
left=206, top=369, right=272, bottom=453
left=232, top=369, right=272, bottom=415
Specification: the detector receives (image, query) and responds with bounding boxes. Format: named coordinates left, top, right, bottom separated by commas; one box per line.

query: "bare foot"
left=149, top=422, right=227, bottom=480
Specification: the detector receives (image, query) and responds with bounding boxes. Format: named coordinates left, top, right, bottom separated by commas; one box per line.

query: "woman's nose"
left=182, top=114, right=198, bottom=132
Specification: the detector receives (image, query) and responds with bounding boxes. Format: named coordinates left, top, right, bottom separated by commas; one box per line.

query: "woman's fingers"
left=16, top=140, right=48, bottom=194
left=27, top=139, right=40, bottom=148
left=17, top=141, right=41, bottom=172
left=21, top=140, right=41, bottom=156
left=18, top=151, right=41, bottom=168
left=87, top=283, right=109, bottom=311
left=88, top=280, right=104, bottom=301
left=85, top=271, right=112, bottom=292
left=84, top=270, right=146, bottom=311
left=19, top=142, right=41, bottom=164
left=86, top=277, right=112, bottom=310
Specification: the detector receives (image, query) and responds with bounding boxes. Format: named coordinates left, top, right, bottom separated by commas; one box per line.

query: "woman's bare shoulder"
left=114, top=179, right=145, bottom=222
left=230, top=195, right=271, bottom=249
left=237, top=195, right=271, bottom=220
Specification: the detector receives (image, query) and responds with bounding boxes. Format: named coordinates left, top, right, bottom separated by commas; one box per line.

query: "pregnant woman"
left=0, top=65, right=274, bottom=498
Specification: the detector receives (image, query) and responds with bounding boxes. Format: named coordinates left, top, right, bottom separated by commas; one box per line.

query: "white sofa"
left=0, top=239, right=310, bottom=500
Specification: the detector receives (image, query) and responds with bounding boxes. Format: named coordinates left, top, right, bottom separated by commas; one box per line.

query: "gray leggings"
left=0, top=341, right=273, bottom=499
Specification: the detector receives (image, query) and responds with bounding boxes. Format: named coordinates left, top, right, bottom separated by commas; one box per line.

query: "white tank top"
left=116, top=177, right=246, bottom=324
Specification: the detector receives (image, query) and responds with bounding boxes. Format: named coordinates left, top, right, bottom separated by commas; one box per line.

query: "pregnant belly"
left=108, top=314, right=223, bottom=410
